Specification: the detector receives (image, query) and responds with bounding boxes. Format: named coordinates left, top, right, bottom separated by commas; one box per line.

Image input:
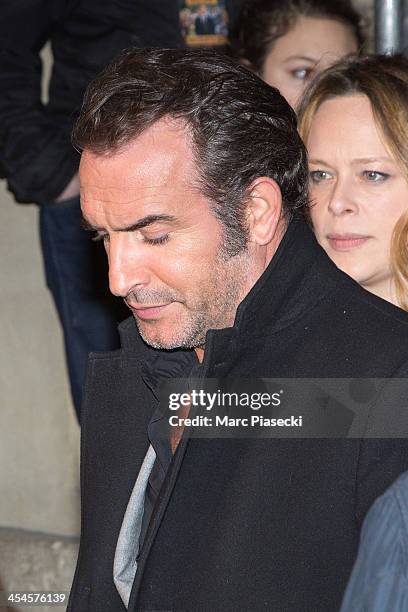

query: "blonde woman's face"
left=307, top=94, right=408, bottom=304
left=261, top=16, right=358, bottom=109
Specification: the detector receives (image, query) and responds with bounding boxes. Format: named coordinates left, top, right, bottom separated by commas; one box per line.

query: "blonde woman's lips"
left=326, top=233, right=370, bottom=251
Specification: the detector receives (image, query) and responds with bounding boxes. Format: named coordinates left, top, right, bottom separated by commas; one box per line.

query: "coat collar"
left=233, top=214, right=338, bottom=333
left=124, top=215, right=341, bottom=610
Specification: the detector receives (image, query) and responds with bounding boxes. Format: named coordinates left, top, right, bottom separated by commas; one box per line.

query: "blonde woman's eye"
left=309, top=170, right=331, bottom=183
left=362, top=170, right=390, bottom=182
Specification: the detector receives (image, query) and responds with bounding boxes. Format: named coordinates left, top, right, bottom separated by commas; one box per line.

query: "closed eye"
left=143, top=234, right=170, bottom=246
left=91, top=232, right=170, bottom=245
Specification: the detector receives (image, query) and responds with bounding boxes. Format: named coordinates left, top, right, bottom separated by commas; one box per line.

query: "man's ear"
left=246, top=177, right=283, bottom=245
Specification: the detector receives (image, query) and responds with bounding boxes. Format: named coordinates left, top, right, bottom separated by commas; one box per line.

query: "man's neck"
left=192, top=223, right=289, bottom=365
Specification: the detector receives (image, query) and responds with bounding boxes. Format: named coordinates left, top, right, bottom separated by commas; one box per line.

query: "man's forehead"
left=80, top=117, right=195, bottom=184
left=79, top=118, right=205, bottom=226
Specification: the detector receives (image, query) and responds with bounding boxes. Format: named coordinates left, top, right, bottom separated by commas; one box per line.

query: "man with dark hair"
left=68, top=49, right=408, bottom=611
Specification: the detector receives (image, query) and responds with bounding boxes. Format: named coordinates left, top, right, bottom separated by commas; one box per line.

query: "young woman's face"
left=261, top=16, right=358, bottom=108
left=307, top=94, right=408, bottom=304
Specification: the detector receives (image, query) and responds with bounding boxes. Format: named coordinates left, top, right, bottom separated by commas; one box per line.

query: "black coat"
left=68, top=219, right=408, bottom=612
left=0, top=0, right=183, bottom=204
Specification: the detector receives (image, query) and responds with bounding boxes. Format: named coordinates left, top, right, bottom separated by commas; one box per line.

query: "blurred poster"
left=180, top=1, right=230, bottom=47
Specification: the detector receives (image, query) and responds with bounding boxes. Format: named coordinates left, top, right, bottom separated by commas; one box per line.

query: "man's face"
left=80, top=119, right=253, bottom=350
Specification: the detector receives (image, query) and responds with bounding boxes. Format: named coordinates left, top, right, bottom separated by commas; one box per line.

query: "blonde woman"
left=298, top=54, right=408, bottom=310
left=298, top=55, right=408, bottom=610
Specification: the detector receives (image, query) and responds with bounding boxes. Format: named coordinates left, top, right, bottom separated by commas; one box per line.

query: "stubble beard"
left=133, top=248, right=250, bottom=351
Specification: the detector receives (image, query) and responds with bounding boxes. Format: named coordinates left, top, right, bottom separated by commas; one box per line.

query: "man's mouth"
left=326, top=233, right=370, bottom=252
left=127, top=303, right=171, bottom=320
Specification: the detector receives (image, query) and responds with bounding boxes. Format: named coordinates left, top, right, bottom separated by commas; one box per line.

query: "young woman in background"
left=229, top=0, right=363, bottom=108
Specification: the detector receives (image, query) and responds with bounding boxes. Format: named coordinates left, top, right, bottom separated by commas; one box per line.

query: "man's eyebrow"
left=81, top=214, right=177, bottom=232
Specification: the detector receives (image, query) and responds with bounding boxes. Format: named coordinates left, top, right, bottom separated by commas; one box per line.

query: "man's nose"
left=327, top=178, right=358, bottom=216
left=107, top=235, right=150, bottom=297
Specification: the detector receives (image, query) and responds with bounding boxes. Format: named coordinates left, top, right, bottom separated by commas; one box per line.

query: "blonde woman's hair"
left=297, top=55, right=408, bottom=310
